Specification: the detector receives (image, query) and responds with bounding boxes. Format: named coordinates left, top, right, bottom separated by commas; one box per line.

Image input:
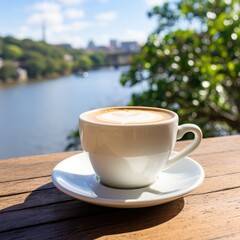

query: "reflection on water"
left=0, top=67, right=146, bottom=159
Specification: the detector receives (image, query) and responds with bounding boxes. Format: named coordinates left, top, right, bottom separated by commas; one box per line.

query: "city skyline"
left=86, top=39, right=140, bottom=52
left=0, top=0, right=164, bottom=48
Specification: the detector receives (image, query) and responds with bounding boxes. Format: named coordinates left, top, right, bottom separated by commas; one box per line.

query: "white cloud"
left=58, top=0, right=85, bottom=6
left=125, top=29, right=147, bottom=43
left=39, top=20, right=89, bottom=34
left=96, top=34, right=111, bottom=45
left=67, top=21, right=90, bottom=31
left=17, top=0, right=90, bottom=47
left=27, top=1, right=87, bottom=28
left=145, top=0, right=165, bottom=6
left=64, top=9, right=85, bottom=19
left=27, top=12, right=63, bottom=26
left=18, top=22, right=87, bottom=47
left=28, top=1, right=63, bottom=26
left=32, top=1, right=61, bottom=12
left=96, top=21, right=108, bottom=27
left=48, top=34, right=84, bottom=48
left=18, top=26, right=34, bottom=39
left=18, top=26, right=29, bottom=36
left=96, top=11, right=117, bottom=21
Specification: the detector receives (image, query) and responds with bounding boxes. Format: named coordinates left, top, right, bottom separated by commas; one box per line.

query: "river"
left=0, top=67, right=146, bottom=159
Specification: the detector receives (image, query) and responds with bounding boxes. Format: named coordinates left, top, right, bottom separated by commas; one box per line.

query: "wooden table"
left=0, top=136, right=240, bottom=239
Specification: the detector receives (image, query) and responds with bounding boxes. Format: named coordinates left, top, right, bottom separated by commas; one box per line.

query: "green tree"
left=59, top=61, right=72, bottom=74
left=65, top=130, right=81, bottom=151
left=0, top=61, right=18, bottom=81
left=90, top=52, right=107, bottom=66
left=74, top=55, right=93, bottom=71
left=21, top=52, right=46, bottom=78
left=43, top=58, right=61, bottom=76
left=120, top=0, right=240, bottom=137
left=0, top=38, right=3, bottom=55
left=3, top=44, right=23, bottom=60
left=3, top=36, right=21, bottom=46
left=21, top=39, right=65, bottom=59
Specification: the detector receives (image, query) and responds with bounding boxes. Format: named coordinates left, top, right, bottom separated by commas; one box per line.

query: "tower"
left=42, top=20, right=46, bottom=43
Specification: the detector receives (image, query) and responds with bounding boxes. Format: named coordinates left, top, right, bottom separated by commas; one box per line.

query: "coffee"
left=82, top=107, right=173, bottom=125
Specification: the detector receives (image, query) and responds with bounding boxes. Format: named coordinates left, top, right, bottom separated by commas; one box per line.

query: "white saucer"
left=51, top=152, right=204, bottom=208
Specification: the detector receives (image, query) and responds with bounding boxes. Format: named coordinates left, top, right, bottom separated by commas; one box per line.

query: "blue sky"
left=0, top=0, right=163, bottom=47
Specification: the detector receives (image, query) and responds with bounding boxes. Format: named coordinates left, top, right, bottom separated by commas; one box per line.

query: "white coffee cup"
left=79, top=106, right=202, bottom=189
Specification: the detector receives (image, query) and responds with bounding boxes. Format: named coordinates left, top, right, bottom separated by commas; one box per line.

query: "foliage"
left=0, top=36, right=108, bottom=81
left=74, top=55, right=93, bottom=71
left=21, top=53, right=47, bottom=78
left=0, top=38, right=3, bottom=55
left=2, top=44, right=23, bottom=60
left=65, top=130, right=81, bottom=151
left=0, top=61, right=18, bottom=81
left=90, top=52, right=107, bottom=66
left=120, top=0, right=240, bottom=137
left=59, top=61, right=73, bottom=74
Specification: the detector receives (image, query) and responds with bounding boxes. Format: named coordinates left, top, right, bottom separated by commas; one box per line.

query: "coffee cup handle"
left=165, top=124, right=202, bottom=169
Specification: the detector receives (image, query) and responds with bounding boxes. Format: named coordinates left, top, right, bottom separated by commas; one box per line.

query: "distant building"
left=17, top=68, right=28, bottom=83
left=64, top=54, right=73, bottom=62
left=85, top=39, right=140, bottom=52
left=110, top=39, right=118, bottom=49
left=0, top=58, right=3, bottom=68
left=87, top=40, right=96, bottom=50
left=120, top=41, right=140, bottom=52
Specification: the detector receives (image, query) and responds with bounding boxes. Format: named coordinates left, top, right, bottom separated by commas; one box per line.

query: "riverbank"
left=0, top=71, right=72, bottom=88
left=0, top=65, right=131, bottom=88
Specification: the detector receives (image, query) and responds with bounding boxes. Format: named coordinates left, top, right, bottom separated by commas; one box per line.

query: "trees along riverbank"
left=0, top=36, right=107, bottom=85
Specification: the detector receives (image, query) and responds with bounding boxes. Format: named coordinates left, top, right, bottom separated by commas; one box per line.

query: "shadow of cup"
left=0, top=182, right=185, bottom=239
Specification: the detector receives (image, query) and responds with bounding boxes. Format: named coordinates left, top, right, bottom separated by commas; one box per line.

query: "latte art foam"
left=97, top=110, right=164, bottom=124
left=81, top=108, right=173, bottom=125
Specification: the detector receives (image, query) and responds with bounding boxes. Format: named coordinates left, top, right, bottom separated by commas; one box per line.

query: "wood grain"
left=1, top=188, right=239, bottom=239
left=0, top=151, right=77, bottom=183
left=0, top=135, right=240, bottom=240
left=1, top=168, right=239, bottom=212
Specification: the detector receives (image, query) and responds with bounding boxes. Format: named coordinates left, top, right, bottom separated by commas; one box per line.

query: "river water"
left=0, top=67, right=146, bottom=159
